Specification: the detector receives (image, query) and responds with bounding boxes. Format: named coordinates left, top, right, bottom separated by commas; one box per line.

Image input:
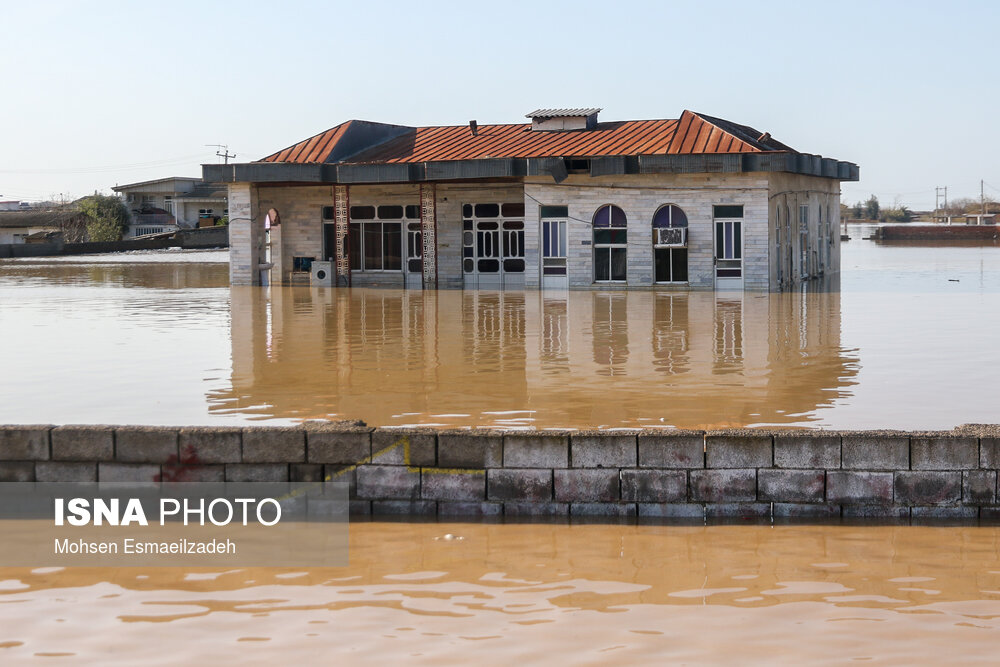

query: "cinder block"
left=981, top=438, right=1000, bottom=468
left=911, top=506, right=978, bottom=520
left=621, top=469, right=687, bottom=502
left=437, top=501, right=503, bottom=517
left=291, top=463, right=324, bottom=483
left=758, top=469, right=825, bottom=503
left=637, top=434, right=704, bottom=468
left=162, top=466, right=225, bottom=482
left=826, top=471, right=893, bottom=504
left=178, top=428, right=242, bottom=464
left=503, top=434, right=568, bottom=468
left=371, top=430, right=435, bottom=466
left=503, top=502, right=569, bottom=518
left=689, top=469, right=756, bottom=503
left=963, top=470, right=996, bottom=505
left=910, top=437, right=977, bottom=470
left=487, top=469, right=552, bottom=501
left=0, top=461, right=34, bottom=481
left=307, top=430, right=370, bottom=465
left=225, top=464, right=289, bottom=482
left=705, top=503, right=771, bottom=519
left=242, top=428, right=305, bottom=463
left=115, top=427, right=178, bottom=463
left=52, top=426, right=114, bottom=461
left=554, top=469, right=620, bottom=502
left=772, top=503, right=841, bottom=519
left=371, top=500, right=436, bottom=516
left=356, top=465, right=420, bottom=500
left=571, top=434, right=637, bottom=468
left=774, top=435, right=840, bottom=469
left=894, top=471, right=961, bottom=505
left=97, top=463, right=160, bottom=482
left=437, top=433, right=502, bottom=468
left=0, top=426, right=50, bottom=460
left=323, top=467, right=356, bottom=498
left=36, top=462, right=97, bottom=482
left=349, top=500, right=372, bottom=516
left=421, top=470, right=486, bottom=501
left=705, top=435, right=772, bottom=468
left=638, top=503, right=704, bottom=519
left=842, top=505, right=909, bottom=519
left=841, top=436, right=908, bottom=470
left=570, top=503, right=637, bottom=518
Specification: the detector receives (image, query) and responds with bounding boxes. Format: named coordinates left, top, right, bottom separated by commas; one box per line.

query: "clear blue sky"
left=2, top=0, right=998, bottom=209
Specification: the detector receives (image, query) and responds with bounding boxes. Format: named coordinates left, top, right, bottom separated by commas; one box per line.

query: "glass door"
left=714, top=219, right=743, bottom=289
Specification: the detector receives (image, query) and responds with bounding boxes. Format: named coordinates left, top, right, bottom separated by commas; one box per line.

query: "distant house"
left=0, top=209, right=86, bottom=244
left=207, top=108, right=858, bottom=292
left=112, top=177, right=228, bottom=239
left=0, top=201, right=21, bottom=212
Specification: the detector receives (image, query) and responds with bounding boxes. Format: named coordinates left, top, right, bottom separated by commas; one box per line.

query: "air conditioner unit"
left=310, top=261, right=335, bottom=287
left=655, top=227, right=687, bottom=247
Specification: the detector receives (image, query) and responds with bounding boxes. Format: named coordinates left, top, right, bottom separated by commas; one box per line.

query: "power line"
left=0, top=153, right=208, bottom=175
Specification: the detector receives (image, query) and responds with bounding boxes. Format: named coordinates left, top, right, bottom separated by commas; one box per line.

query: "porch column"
left=334, top=185, right=351, bottom=286
left=227, top=183, right=261, bottom=285
left=268, top=208, right=284, bottom=284
left=420, top=183, right=438, bottom=288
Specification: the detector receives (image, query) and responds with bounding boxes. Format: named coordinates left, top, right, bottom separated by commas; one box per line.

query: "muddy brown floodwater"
left=2, top=523, right=1000, bottom=664
left=1, top=238, right=999, bottom=429
left=2, top=241, right=1000, bottom=662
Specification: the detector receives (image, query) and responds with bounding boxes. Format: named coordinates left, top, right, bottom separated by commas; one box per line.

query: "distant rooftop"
left=525, top=108, right=602, bottom=118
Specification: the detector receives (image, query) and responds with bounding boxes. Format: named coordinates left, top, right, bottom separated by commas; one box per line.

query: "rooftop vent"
left=526, top=107, right=601, bottom=132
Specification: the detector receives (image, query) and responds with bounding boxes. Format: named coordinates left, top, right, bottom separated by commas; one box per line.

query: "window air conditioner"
left=655, top=227, right=686, bottom=247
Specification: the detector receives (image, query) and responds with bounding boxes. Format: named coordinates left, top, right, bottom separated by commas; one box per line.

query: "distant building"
left=0, top=209, right=86, bottom=244
left=0, top=201, right=21, bottom=212
left=112, top=177, right=228, bottom=239
left=206, top=108, right=859, bottom=291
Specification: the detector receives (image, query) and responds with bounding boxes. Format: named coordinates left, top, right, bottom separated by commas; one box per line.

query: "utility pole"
left=982, top=180, right=986, bottom=216
left=206, top=144, right=236, bottom=164
left=935, top=186, right=948, bottom=223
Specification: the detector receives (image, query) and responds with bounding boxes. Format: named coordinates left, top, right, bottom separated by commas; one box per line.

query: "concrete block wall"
left=3, top=425, right=1000, bottom=521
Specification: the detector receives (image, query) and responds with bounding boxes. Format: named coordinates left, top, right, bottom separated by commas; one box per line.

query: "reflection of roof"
left=259, top=110, right=797, bottom=165
left=0, top=209, right=83, bottom=228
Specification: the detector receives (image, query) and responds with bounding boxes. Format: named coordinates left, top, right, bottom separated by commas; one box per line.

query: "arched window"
left=652, top=204, right=687, bottom=228
left=593, top=204, right=627, bottom=282
left=652, top=204, right=688, bottom=283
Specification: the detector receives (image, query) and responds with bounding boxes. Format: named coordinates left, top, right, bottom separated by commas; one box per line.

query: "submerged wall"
left=2, top=424, right=998, bottom=520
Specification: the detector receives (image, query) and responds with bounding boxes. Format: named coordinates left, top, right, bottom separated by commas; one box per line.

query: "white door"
left=714, top=219, right=743, bottom=290
left=541, top=218, right=568, bottom=289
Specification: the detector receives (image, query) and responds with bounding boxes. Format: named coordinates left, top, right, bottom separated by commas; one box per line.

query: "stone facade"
left=230, top=171, right=838, bottom=292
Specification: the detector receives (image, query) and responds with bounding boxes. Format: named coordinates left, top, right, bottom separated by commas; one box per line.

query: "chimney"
left=469, top=120, right=478, bottom=136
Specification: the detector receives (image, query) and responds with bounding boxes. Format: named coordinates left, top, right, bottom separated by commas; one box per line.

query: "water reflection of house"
left=207, top=108, right=858, bottom=292
left=213, top=286, right=857, bottom=429
left=113, top=177, right=228, bottom=238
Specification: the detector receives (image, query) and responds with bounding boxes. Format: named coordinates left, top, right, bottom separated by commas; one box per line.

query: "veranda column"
left=334, top=185, right=351, bottom=286
left=420, top=183, right=437, bottom=288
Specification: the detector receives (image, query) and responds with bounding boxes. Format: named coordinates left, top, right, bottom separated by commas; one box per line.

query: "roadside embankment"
left=2, top=424, right=999, bottom=520
left=875, top=225, right=999, bottom=241
left=0, top=226, right=228, bottom=258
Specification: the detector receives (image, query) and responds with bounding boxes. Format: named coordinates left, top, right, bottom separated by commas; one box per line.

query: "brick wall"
left=3, top=425, right=997, bottom=521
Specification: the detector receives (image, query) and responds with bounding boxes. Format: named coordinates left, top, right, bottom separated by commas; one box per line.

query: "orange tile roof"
left=258, top=111, right=795, bottom=165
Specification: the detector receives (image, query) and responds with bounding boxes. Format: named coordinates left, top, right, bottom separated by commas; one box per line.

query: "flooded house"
left=113, top=177, right=229, bottom=238
left=205, top=109, right=858, bottom=291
